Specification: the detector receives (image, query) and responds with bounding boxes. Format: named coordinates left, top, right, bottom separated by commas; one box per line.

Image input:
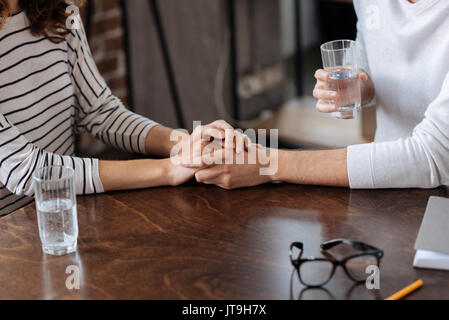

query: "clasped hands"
left=168, top=120, right=274, bottom=190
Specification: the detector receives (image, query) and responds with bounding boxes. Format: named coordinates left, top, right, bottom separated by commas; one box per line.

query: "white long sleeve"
left=348, top=0, right=449, bottom=189
left=348, top=71, right=449, bottom=188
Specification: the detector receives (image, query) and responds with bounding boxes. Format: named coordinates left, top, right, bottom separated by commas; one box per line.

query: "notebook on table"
left=414, top=196, right=449, bottom=271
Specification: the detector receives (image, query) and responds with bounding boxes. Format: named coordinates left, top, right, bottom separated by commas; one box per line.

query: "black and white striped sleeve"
left=66, top=21, right=159, bottom=155
left=0, top=112, right=103, bottom=197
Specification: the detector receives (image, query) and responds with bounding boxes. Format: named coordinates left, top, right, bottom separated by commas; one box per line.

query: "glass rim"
left=320, top=39, right=356, bottom=52
left=33, top=165, right=75, bottom=183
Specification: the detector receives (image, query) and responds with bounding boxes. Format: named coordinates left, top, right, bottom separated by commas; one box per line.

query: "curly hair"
left=0, top=0, right=85, bottom=43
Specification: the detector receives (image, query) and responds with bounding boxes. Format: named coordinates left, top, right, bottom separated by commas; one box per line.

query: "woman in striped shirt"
left=0, top=0, right=244, bottom=216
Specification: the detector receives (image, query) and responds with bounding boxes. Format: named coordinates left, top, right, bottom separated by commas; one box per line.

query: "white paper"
left=413, top=249, right=449, bottom=271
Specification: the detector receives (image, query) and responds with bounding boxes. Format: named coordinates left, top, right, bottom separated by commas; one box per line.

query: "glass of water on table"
left=320, top=39, right=361, bottom=119
left=33, top=166, right=78, bottom=256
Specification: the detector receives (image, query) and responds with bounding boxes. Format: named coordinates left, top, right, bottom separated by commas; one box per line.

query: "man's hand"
left=193, top=147, right=274, bottom=190
left=167, top=120, right=253, bottom=186
left=313, top=68, right=374, bottom=113
left=192, top=147, right=350, bottom=190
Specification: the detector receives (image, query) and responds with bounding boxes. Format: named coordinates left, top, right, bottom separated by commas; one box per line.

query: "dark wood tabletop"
left=1, top=183, right=448, bottom=300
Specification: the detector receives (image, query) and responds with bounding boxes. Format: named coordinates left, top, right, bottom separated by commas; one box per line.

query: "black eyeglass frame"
left=289, top=239, right=384, bottom=288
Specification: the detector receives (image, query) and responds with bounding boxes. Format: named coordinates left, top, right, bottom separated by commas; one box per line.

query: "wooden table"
left=1, top=184, right=448, bottom=300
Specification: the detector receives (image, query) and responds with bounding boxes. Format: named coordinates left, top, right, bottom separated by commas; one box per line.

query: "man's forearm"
left=272, top=149, right=349, bottom=187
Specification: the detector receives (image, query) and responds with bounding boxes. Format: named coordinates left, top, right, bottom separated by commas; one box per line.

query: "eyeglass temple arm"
left=290, top=242, right=304, bottom=262
left=320, top=239, right=345, bottom=251
left=321, top=239, right=381, bottom=253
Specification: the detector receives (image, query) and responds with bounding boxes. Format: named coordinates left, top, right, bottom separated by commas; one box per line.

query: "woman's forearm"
left=99, top=158, right=174, bottom=191
left=273, top=149, right=349, bottom=187
left=144, top=125, right=182, bottom=158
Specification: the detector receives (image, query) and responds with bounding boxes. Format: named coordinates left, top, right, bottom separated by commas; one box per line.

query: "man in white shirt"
left=192, top=0, right=449, bottom=190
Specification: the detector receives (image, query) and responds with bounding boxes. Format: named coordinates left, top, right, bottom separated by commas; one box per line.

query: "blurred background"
left=78, top=0, right=376, bottom=159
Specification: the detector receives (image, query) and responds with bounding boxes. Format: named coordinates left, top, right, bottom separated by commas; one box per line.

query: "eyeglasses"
left=289, top=239, right=384, bottom=288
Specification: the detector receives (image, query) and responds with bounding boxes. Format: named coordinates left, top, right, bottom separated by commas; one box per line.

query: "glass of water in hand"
left=321, top=39, right=361, bottom=119
left=33, top=166, right=78, bottom=256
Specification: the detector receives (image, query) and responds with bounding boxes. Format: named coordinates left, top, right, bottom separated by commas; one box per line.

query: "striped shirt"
left=0, top=10, right=158, bottom=216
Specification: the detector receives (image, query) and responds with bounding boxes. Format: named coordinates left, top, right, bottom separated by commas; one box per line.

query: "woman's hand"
left=313, top=68, right=374, bottom=113
left=165, top=131, right=211, bottom=186
left=163, top=158, right=198, bottom=186
left=179, top=120, right=253, bottom=169
left=196, top=120, right=253, bottom=155
left=145, top=120, right=250, bottom=158
left=166, top=120, right=253, bottom=185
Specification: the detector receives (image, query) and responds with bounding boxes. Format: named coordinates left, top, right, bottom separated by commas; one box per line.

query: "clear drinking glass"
left=33, top=166, right=78, bottom=256
left=320, top=39, right=361, bottom=119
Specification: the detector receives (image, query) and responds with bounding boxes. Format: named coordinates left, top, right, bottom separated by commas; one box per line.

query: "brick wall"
left=88, top=0, right=129, bottom=106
